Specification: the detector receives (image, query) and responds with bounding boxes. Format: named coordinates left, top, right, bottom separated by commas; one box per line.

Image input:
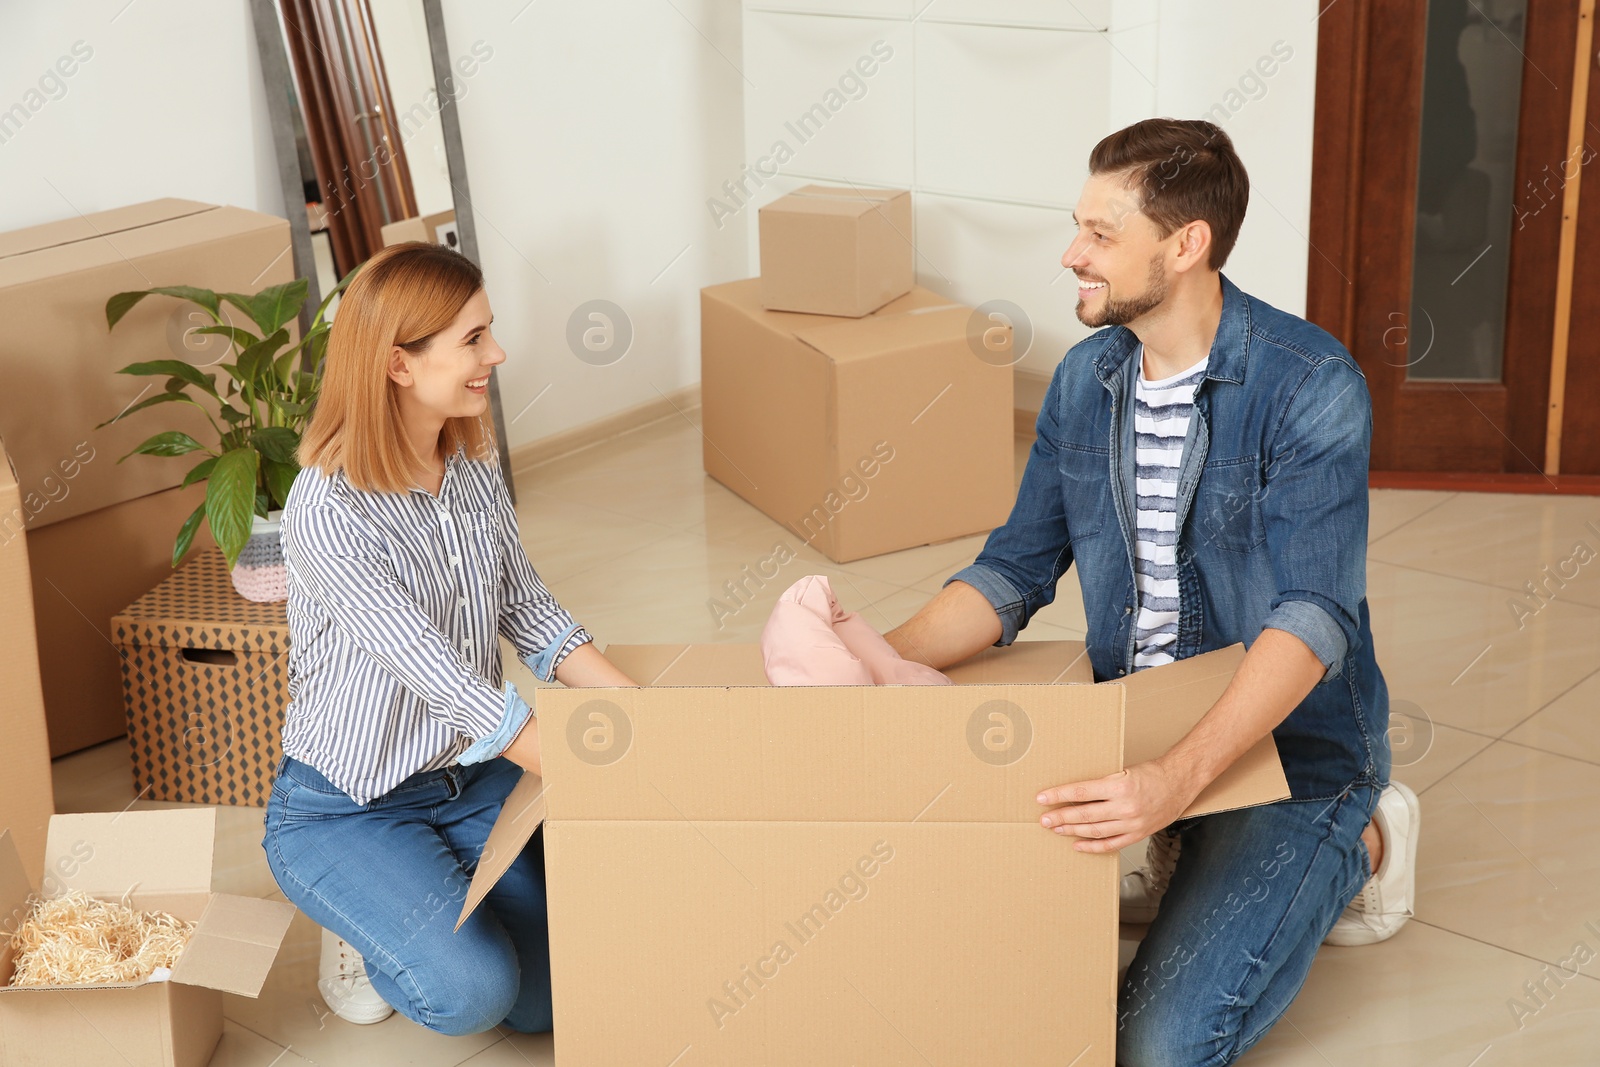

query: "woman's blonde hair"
left=299, top=242, right=495, bottom=493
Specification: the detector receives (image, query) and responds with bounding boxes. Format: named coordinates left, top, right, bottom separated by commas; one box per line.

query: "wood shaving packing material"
left=7, top=890, right=195, bottom=987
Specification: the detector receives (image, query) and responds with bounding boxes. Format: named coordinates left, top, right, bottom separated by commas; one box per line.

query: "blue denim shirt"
left=949, top=275, right=1389, bottom=801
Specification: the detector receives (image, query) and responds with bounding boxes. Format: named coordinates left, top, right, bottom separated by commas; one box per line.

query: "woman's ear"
left=386, top=344, right=413, bottom=388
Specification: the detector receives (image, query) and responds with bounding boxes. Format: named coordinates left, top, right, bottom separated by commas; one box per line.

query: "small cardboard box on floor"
left=758, top=185, right=913, bottom=317
left=462, top=639, right=1289, bottom=1066
left=0, top=808, right=295, bottom=1067
left=701, top=278, right=1014, bottom=562
left=0, top=198, right=288, bottom=756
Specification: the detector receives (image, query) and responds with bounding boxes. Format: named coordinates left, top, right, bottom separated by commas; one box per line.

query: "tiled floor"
left=51, top=414, right=1600, bottom=1066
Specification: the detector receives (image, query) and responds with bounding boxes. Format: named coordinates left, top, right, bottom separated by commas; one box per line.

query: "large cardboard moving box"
left=0, top=439, right=53, bottom=880
left=702, top=279, right=1013, bottom=563
left=463, top=640, right=1288, bottom=1066
left=758, top=185, right=913, bottom=317
left=0, top=199, right=289, bottom=755
left=0, top=808, right=295, bottom=1067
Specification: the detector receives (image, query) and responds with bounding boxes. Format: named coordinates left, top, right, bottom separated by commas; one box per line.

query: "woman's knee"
left=408, top=939, right=521, bottom=1036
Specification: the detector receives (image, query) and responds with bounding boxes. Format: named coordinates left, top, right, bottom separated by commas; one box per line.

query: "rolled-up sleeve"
left=1258, top=358, right=1372, bottom=681
left=285, top=501, right=508, bottom=737
left=492, top=472, right=593, bottom=681
left=946, top=361, right=1075, bottom=646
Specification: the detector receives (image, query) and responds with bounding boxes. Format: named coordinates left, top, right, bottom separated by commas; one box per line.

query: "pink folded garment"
left=761, top=574, right=952, bottom=686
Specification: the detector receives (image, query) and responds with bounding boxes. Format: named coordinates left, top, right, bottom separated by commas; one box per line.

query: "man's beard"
left=1076, top=253, right=1169, bottom=327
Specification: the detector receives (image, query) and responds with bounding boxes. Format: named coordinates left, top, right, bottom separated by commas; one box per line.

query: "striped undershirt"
left=1132, top=348, right=1209, bottom=669
left=278, top=445, right=592, bottom=804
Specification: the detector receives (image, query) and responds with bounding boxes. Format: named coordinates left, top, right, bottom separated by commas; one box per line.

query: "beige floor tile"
left=514, top=487, right=680, bottom=584
left=1413, top=741, right=1600, bottom=969
left=1240, top=921, right=1600, bottom=1067
left=1503, top=667, right=1600, bottom=766
left=1365, top=560, right=1600, bottom=735
left=458, top=1032, right=556, bottom=1065
left=207, top=1021, right=319, bottom=1066
left=1369, top=491, right=1600, bottom=609
left=223, top=910, right=501, bottom=1067
left=517, top=417, right=719, bottom=531
left=1367, top=488, right=1456, bottom=545
left=1390, top=717, right=1495, bottom=796
left=555, top=530, right=906, bottom=648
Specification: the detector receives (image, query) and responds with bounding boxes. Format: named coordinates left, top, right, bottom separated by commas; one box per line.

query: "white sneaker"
left=1119, top=829, right=1181, bottom=924
left=318, top=928, right=394, bottom=1025
left=1324, top=781, right=1421, bottom=946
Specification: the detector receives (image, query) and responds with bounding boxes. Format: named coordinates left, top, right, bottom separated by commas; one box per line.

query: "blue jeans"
left=262, top=755, right=551, bottom=1036
left=1117, top=785, right=1379, bottom=1066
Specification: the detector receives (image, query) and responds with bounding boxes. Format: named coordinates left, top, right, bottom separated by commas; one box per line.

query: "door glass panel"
left=1407, top=0, right=1527, bottom=381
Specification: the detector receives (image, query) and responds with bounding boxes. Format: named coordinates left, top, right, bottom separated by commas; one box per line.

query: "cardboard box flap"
left=703, top=278, right=948, bottom=337
left=537, top=683, right=1124, bottom=825
left=456, top=772, right=548, bottom=931
left=761, top=185, right=904, bottom=219
left=0, top=832, right=35, bottom=987
left=44, top=809, right=216, bottom=899
left=1117, top=643, right=1291, bottom=815
left=0, top=199, right=214, bottom=260
left=603, top=640, right=1289, bottom=819
left=169, top=892, right=295, bottom=997
left=793, top=303, right=974, bottom=363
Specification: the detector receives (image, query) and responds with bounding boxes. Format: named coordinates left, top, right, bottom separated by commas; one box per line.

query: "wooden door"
left=1308, top=0, right=1599, bottom=487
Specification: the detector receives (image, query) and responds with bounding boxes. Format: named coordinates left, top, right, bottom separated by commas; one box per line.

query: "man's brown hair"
left=1088, top=118, right=1250, bottom=270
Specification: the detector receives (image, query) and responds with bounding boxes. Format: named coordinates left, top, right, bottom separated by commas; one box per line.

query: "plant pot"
left=231, top=510, right=288, bottom=603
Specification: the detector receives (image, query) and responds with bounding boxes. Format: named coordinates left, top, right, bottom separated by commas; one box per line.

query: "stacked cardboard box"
left=0, top=199, right=293, bottom=756
left=0, top=809, right=294, bottom=1067
left=703, top=186, right=1014, bottom=563
left=461, top=640, right=1288, bottom=1066
left=112, top=548, right=290, bottom=807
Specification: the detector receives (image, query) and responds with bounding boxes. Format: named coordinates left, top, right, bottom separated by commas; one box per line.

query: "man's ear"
left=1171, top=219, right=1214, bottom=275
left=386, top=344, right=413, bottom=388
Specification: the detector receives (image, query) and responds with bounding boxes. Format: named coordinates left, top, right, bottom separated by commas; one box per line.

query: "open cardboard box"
left=462, top=640, right=1287, bottom=1066
left=0, top=809, right=295, bottom=1067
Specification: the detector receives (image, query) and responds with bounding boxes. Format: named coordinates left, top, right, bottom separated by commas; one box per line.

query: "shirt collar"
left=1093, top=273, right=1250, bottom=387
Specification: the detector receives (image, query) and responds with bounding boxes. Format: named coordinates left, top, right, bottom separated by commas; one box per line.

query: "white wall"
left=736, top=0, right=1322, bottom=388
left=0, top=0, right=284, bottom=230
left=440, top=0, right=748, bottom=451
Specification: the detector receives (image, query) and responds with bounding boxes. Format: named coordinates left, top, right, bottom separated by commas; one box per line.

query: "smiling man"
left=885, top=118, right=1419, bottom=1066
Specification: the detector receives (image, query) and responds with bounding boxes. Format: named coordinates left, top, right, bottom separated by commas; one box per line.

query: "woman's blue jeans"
left=262, top=755, right=551, bottom=1036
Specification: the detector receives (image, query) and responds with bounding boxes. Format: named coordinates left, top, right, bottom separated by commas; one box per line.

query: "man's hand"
left=1036, top=758, right=1200, bottom=853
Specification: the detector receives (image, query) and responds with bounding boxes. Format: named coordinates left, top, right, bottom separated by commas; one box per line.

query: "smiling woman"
left=265, top=240, right=637, bottom=1035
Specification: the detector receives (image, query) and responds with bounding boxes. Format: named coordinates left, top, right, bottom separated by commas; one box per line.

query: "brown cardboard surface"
left=0, top=199, right=293, bottom=529
left=0, top=440, right=53, bottom=878
left=600, top=640, right=1286, bottom=820
left=112, top=548, right=289, bottom=805
left=0, top=808, right=291, bottom=1067
left=540, top=682, right=1122, bottom=1066
left=759, top=185, right=913, bottom=317
left=700, top=278, right=1013, bottom=562
left=28, top=482, right=215, bottom=757
left=459, top=640, right=1286, bottom=1065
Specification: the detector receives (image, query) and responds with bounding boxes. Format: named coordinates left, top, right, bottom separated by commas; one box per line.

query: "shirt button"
left=458, top=597, right=468, bottom=608
left=450, top=555, right=461, bottom=566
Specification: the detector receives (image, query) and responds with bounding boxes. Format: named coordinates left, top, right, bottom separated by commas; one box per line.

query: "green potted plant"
left=99, top=268, right=356, bottom=601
